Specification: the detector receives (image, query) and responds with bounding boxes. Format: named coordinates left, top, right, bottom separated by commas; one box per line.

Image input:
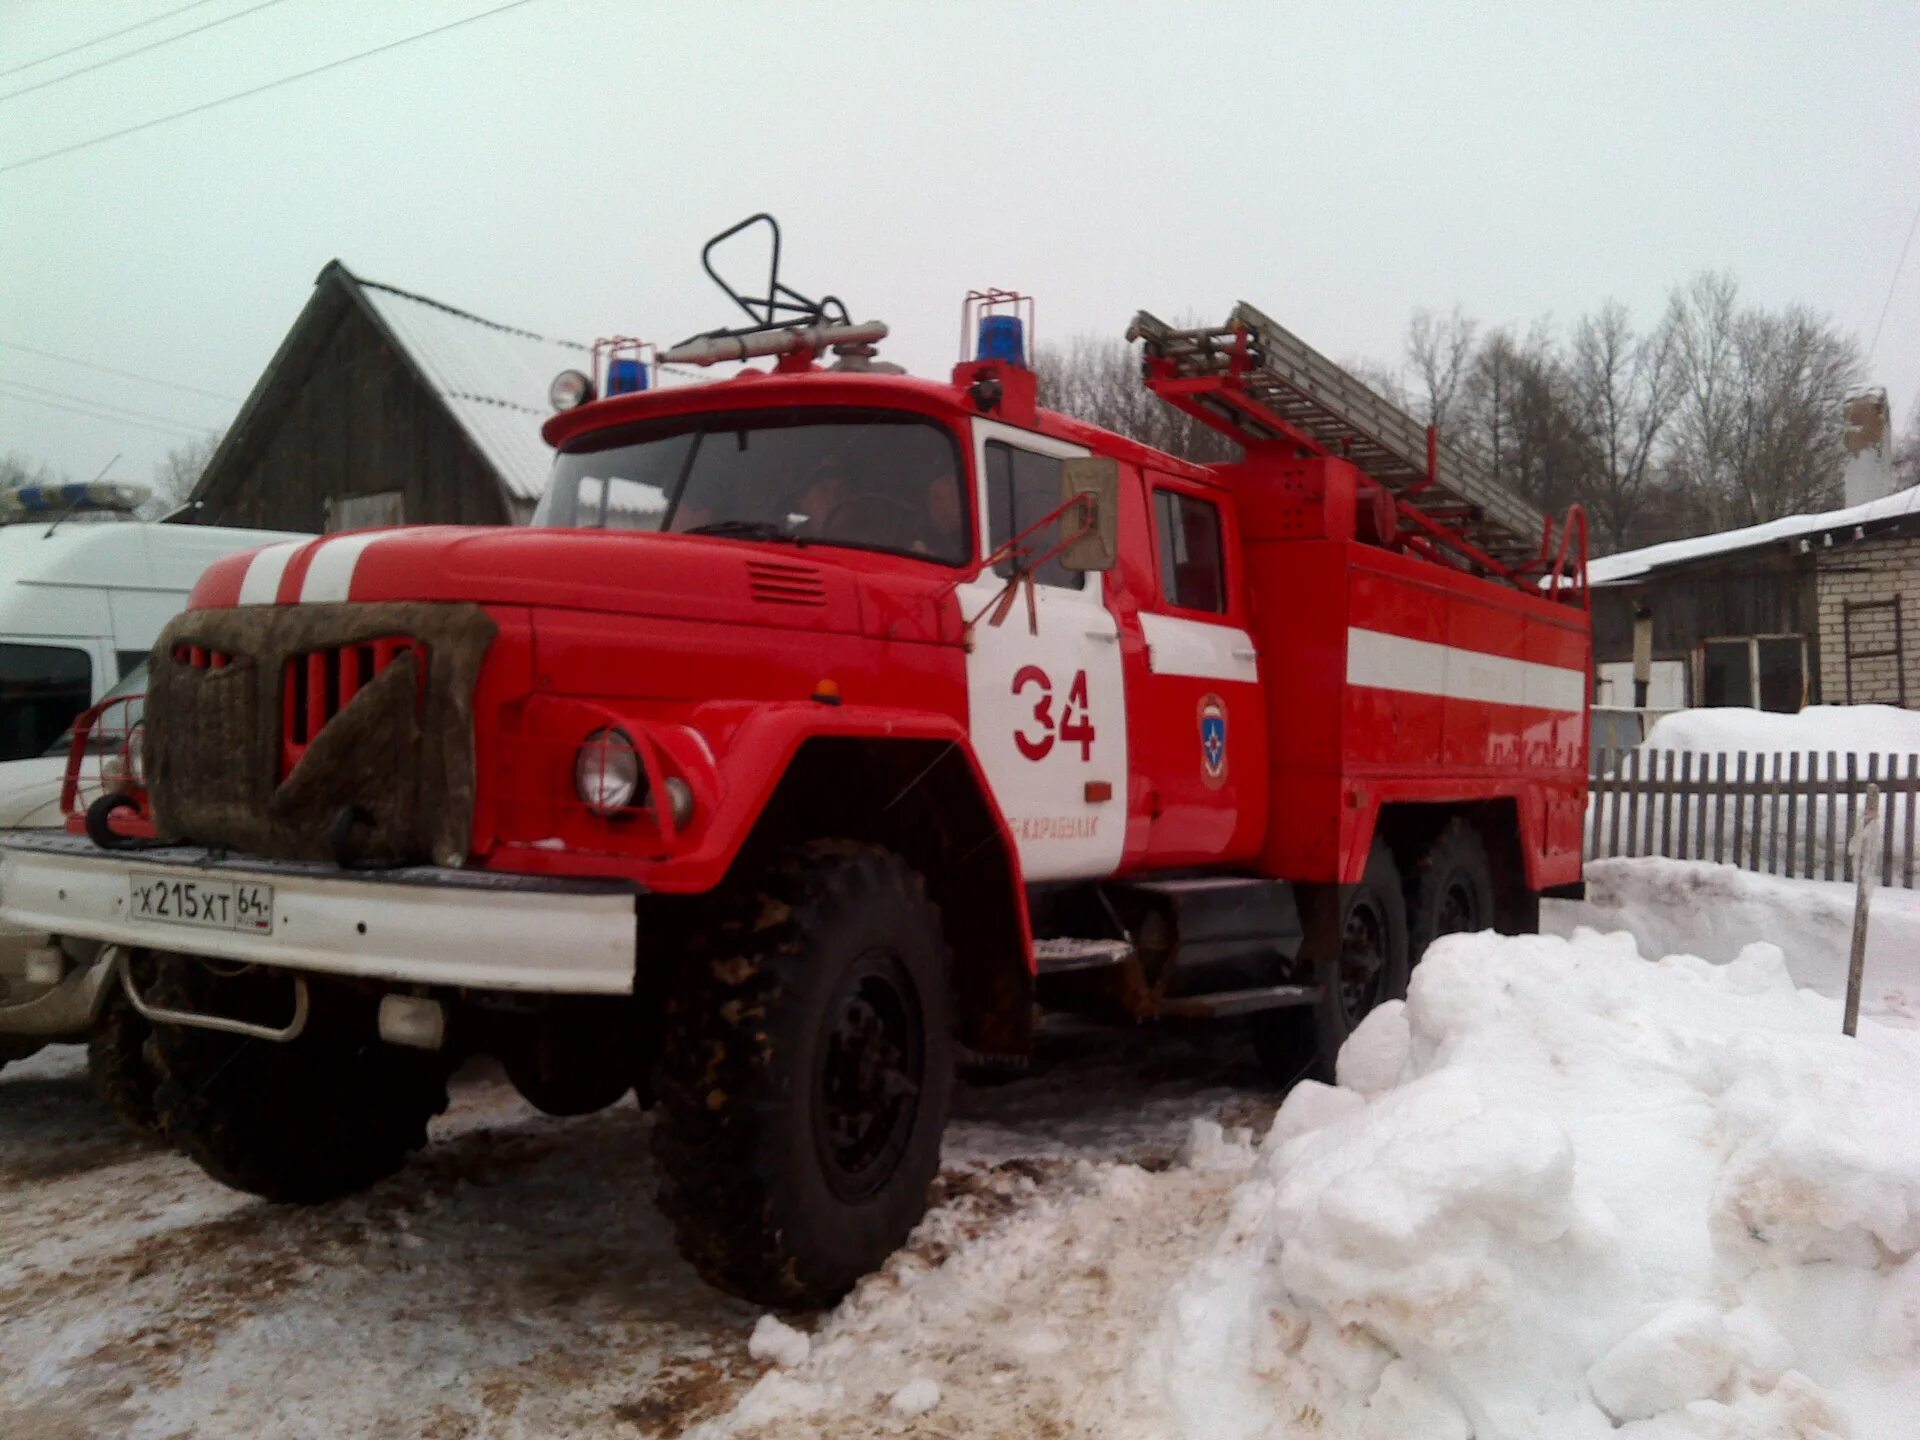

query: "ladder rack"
left=1130, top=303, right=1552, bottom=576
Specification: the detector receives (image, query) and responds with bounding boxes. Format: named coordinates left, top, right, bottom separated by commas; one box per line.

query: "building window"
left=1153, top=488, right=1226, bottom=613
left=1695, top=635, right=1805, bottom=712
left=985, top=441, right=1082, bottom=589
left=1841, top=596, right=1906, bottom=706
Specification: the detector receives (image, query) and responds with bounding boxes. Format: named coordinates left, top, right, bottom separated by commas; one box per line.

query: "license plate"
left=128, top=872, right=275, bottom=936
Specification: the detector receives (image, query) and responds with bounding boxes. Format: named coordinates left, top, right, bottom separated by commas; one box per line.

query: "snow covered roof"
left=1588, top=487, right=1920, bottom=586
left=351, top=272, right=591, bottom=503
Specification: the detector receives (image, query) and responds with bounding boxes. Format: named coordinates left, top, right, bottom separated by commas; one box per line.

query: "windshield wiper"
left=680, top=519, right=806, bottom=545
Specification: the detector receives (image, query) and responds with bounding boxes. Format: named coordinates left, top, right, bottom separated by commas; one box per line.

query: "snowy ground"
left=0, top=1018, right=1276, bottom=1438
left=4, top=858, right=1918, bottom=1438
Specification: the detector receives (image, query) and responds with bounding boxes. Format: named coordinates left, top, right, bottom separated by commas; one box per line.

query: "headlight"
left=549, top=369, right=595, bottom=411
left=574, top=728, right=640, bottom=815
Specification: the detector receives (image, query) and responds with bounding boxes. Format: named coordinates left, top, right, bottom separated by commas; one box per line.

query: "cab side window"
left=1154, top=488, right=1226, bottom=614
left=0, top=642, right=92, bottom=762
left=985, top=441, right=1083, bottom=590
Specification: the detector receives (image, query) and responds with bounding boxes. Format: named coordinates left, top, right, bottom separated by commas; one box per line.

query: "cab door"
left=1133, top=473, right=1264, bottom=866
left=957, top=420, right=1128, bottom=882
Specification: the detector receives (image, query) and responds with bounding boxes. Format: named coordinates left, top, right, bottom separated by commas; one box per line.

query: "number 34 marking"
left=1012, top=665, right=1096, bottom=762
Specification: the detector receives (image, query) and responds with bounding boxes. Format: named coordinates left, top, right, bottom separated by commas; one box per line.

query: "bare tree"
left=1033, top=335, right=1238, bottom=463
left=146, top=431, right=223, bottom=518
left=1567, top=300, right=1680, bottom=550
left=1406, top=307, right=1477, bottom=430
left=0, top=451, right=64, bottom=495
left=1665, top=272, right=1862, bottom=526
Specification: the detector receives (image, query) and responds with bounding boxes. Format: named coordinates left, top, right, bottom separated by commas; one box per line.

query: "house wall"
left=1815, top=533, right=1920, bottom=707
left=1592, top=550, right=1816, bottom=668
left=193, top=288, right=512, bottom=533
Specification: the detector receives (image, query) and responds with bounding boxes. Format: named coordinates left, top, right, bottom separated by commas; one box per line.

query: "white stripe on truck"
left=298, top=532, right=395, bottom=603
left=236, top=540, right=305, bottom=605
left=1346, top=627, right=1586, bottom=713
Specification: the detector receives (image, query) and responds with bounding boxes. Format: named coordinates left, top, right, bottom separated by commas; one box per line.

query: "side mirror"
left=1058, top=457, right=1119, bottom=572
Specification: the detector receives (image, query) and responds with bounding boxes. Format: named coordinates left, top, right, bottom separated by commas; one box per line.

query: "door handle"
left=1085, top=628, right=1119, bottom=642
left=1232, top=647, right=1259, bottom=661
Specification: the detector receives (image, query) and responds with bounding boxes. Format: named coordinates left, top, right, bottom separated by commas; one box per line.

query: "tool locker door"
left=957, top=420, right=1128, bottom=882
left=1135, top=473, right=1263, bottom=866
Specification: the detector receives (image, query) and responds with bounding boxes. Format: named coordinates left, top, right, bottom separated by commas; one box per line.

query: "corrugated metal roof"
left=352, top=275, right=590, bottom=502
left=1588, top=487, right=1920, bottom=586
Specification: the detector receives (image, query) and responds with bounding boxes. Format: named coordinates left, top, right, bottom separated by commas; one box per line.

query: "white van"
left=1, top=498, right=304, bottom=767
left=1, top=494, right=308, bottom=1107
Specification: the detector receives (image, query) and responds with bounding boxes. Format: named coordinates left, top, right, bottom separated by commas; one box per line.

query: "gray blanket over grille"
left=146, top=603, right=497, bottom=866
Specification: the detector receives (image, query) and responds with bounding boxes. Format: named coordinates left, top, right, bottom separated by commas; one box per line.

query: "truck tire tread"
left=148, top=955, right=449, bottom=1203
left=651, top=839, right=954, bottom=1308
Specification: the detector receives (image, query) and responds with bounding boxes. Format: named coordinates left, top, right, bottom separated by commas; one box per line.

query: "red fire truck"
left=0, top=219, right=1589, bottom=1305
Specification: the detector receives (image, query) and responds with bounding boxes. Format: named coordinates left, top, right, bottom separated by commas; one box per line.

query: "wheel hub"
left=816, top=956, right=923, bottom=1201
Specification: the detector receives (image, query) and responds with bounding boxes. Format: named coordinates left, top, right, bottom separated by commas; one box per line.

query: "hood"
left=0, top=756, right=66, bottom=830
left=192, top=527, right=961, bottom=640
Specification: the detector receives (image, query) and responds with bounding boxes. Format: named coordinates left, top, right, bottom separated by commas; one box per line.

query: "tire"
left=148, top=954, right=450, bottom=1203
left=1404, top=818, right=1495, bottom=964
left=1254, top=838, right=1409, bottom=1084
left=502, top=1002, right=637, bottom=1117
left=88, top=979, right=161, bottom=1135
left=651, top=840, right=955, bottom=1308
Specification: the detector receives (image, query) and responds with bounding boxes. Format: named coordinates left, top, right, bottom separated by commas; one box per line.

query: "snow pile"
left=1641, top=704, right=1920, bottom=762
left=1550, top=858, right=1920, bottom=1027
left=1137, top=929, right=1920, bottom=1439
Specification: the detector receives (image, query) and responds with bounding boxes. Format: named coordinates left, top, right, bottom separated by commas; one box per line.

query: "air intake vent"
left=282, top=637, right=421, bottom=773
left=746, top=559, right=827, bottom=608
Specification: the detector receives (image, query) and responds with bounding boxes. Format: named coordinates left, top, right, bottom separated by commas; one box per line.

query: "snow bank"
left=1641, top=704, right=1920, bottom=761
left=1136, top=929, right=1920, bottom=1439
left=1548, top=858, right=1920, bottom=1027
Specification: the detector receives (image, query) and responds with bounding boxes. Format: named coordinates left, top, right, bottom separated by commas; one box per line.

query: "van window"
left=985, top=441, right=1083, bottom=589
left=0, top=642, right=92, bottom=762
left=1153, top=488, right=1226, bottom=613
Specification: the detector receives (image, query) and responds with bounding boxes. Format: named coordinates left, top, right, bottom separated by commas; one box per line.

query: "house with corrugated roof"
left=187, top=261, right=591, bottom=531
left=1588, top=392, right=1920, bottom=713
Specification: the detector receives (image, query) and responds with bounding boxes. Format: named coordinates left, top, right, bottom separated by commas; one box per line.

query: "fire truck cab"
left=0, top=221, right=1589, bottom=1306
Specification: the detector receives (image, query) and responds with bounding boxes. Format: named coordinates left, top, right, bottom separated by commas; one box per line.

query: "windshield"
left=533, top=408, right=970, bottom=565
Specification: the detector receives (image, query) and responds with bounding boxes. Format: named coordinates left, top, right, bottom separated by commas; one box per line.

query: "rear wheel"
left=1405, top=818, right=1495, bottom=964
left=149, top=954, right=450, bottom=1203
left=651, top=841, right=954, bottom=1307
left=1253, top=838, right=1409, bottom=1084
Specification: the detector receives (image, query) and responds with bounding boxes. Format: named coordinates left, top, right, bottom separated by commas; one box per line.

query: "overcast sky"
left=3, top=0, right=1917, bottom=491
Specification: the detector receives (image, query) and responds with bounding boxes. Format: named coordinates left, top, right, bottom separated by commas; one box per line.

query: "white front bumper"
left=0, top=834, right=638, bottom=995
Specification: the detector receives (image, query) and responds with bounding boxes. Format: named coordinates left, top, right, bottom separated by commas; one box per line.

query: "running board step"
left=1156, top=984, right=1319, bottom=1019
left=1033, top=937, right=1134, bottom=975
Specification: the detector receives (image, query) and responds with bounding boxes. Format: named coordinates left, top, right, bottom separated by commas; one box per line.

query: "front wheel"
left=88, top=973, right=161, bottom=1135
left=651, top=841, right=954, bottom=1307
left=148, top=954, right=450, bottom=1203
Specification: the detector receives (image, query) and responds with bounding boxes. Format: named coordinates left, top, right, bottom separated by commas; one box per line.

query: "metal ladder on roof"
left=1129, top=302, right=1552, bottom=575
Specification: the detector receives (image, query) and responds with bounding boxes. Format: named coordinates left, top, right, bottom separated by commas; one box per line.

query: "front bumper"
left=0, top=833, right=639, bottom=996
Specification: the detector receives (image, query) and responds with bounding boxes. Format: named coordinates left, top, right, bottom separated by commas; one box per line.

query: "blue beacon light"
left=606, top=357, right=649, bottom=395
left=975, top=314, right=1026, bottom=367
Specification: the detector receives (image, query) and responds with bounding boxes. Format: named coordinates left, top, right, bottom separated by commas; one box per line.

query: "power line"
left=0, top=0, right=292, bottom=107
left=1866, top=188, right=1920, bottom=366
left=0, top=0, right=222, bottom=80
left=0, top=340, right=243, bottom=401
left=0, top=0, right=537, bottom=177
left=0, top=383, right=206, bottom=439
left=0, top=377, right=219, bottom=432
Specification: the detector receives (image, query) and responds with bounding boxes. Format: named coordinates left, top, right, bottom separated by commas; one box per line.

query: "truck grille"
left=282, top=637, right=423, bottom=776
left=145, top=602, right=496, bottom=866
